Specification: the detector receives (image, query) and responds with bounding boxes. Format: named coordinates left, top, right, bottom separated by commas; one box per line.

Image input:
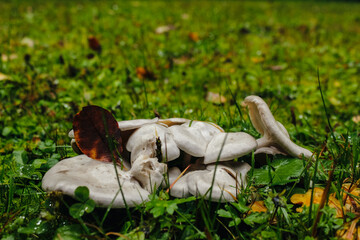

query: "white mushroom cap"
left=117, top=118, right=159, bottom=131
left=129, top=134, right=156, bottom=164
left=204, top=132, right=257, bottom=164
left=185, top=121, right=224, bottom=143
left=187, top=163, right=251, bottom=202
left=243, top=95, right=313, bottom=159
left=130, top=156, right=167, bottom=192
left=126, top=123, right=180, bottom=161
left=168, top=166, right=182, bottom=184
left=42, top=155, right=149, bottom=208
left=169, top=121, right=223, bottom=157
left=168, top=167, right=191, bottom=198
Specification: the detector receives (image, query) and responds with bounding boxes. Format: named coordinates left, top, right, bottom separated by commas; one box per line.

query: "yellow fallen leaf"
left=251, top=56, right=265, bottom=64
left=336, top=217, right=360, bottom=240
left=290, top=188, right=344, bottom=217
left=0, top=72, right=10, bottom=81
left=250, top=201, right=267, bottom=213
left=335, top=183, right=360, bottom=212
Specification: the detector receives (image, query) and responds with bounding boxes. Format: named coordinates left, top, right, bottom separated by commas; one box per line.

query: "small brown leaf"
left=136, top=67, right=156, bottom=80
left=188, top=32, right=199, bottom=42
left=206, top=92, right=227, bottom=104
left=73, top=106, right=123, bottom=165
left=88, top=36, right=102, bottom=53
left=269, top=65, right=285, bottom=71
left=352, top=115, right=360, bottom=124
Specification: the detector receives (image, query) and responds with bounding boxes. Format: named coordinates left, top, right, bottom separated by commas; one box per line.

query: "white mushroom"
left=204, top=132, right=257, bottom=164
left=169, top=121, right=223, bottom=157
left=129, top=134, right=157, bottom=164
left=168, top=167, right=191, bottom=198
left=187, top=162, right=251, bottom=202
left=130, top=155, right=167, bottom=192
left=117, top=118, right=159, bottom=131
left=243, top=95, right=313, bottom=159
left=42, top=155, right=149, bottom=208
left=126, top=123, right=180, bottom=161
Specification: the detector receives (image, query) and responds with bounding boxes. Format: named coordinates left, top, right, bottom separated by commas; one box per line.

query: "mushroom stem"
left=244, top=95, right=313, bottom=159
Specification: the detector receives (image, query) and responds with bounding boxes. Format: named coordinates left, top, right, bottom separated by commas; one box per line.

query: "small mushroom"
left=243, top=95, right=313, bottom=159
left=126, top=123, right=180, bottom=161
left=42, top=155, right=148, bottom=208
left=204, top=132, right=257, bottom=164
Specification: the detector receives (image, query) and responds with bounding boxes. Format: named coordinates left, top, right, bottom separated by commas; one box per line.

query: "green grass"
left=1, top=1, right=359, bottom=239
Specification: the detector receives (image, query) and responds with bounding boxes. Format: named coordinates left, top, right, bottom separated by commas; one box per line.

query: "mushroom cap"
left=117, top=118, right=159, bottom=131
left=129, top=134, right=156, bottom=164
left=130, top=156, right=167, bottom=192
left=42, top=155, right=149, bottom=208
left=169, top=121, right=223, bottom=157
left=189, top=121, right=224, bottom=143
left=243, top=95, right=313, bottom=159
left=126, top=123, right=180, bottom=161
left=169, top=125, right=207, bottom=157
left=168, top=167, right=191, bottom=198
left=187, top=163, right=251, bottom=202
left=204, top=132, right=257, bottom=164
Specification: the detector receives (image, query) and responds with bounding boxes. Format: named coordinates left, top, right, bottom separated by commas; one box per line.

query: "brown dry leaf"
left=251, top=201, right=267, bottom=213
left=0, top=73, right=10, bottom=81
left=88, top=36, right=102, bottom=53
left=73, top=106, right=123, bottom=165
left=290, top=188, right=344, bottom=217
left=21, top=37, right=35, bottom=48
left=155, top=25, right=175, bottom=34
left=1, top=53, right=18, bottom=62
left=251, top=57, right=265, bottom=64
left=136, top=67, right=156, bottom=80
left=336, top=217, right=360, bottom=240
left=352, top=116, right=360, bottom=124
left=188, top=32, right=199, bottom=42
left=206, top=92, right=227, bottom=104
left=336, top=183, right=360, bottom=212
left=269, top=65, right=285, bottom=71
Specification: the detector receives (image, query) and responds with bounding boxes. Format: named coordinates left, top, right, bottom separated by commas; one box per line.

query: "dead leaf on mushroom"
left=73, top=105, right=123, bottom=165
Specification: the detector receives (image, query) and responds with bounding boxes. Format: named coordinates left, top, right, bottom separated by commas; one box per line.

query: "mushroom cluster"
left=42, top=95, right=313, bottom=208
